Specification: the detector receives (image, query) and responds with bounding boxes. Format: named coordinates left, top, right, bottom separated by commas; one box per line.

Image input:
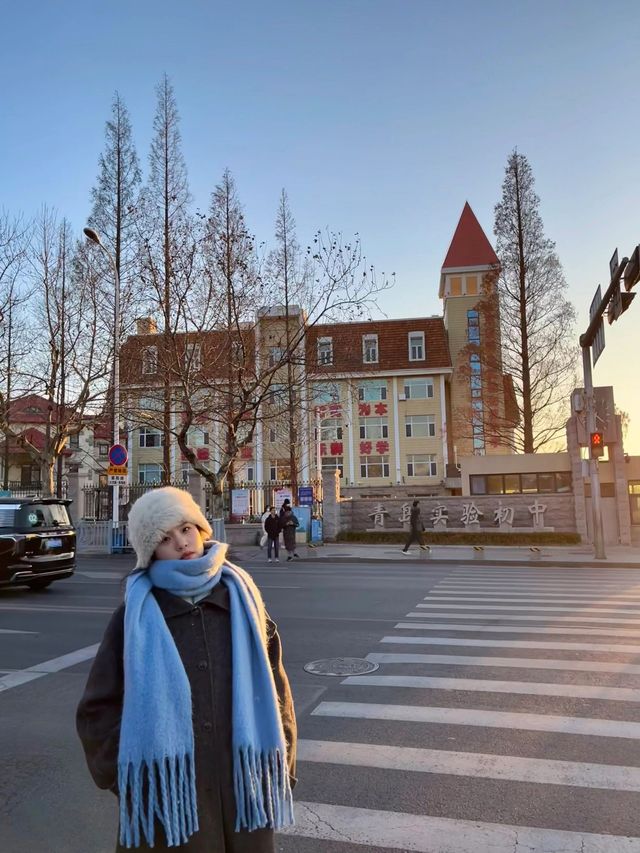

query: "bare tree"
left=0, top=209, right=111, bottom=496
left=459, top=150, right=576, bottom=453
left=140, top=74, right=192, bottom=478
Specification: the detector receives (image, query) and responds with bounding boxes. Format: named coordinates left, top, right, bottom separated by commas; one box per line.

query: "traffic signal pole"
left=581, top=345, right=605, bottom=559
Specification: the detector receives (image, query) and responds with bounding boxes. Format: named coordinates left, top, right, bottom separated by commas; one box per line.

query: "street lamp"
left=84, top=227, right=121, bottom=540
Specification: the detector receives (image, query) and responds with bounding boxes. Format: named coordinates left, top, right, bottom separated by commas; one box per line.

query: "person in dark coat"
left=278, top=498, right=291, bottom=519
left=280, top=507, right=299, bottom=561
left=76, top=488, right=296, bottom=853
left=401, top=499, right=429, bottom=553
left=263, top=506, right=281, bottom=563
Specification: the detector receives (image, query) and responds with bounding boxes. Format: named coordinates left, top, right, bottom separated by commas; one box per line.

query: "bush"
left=335, top=530, right=581, bottom=546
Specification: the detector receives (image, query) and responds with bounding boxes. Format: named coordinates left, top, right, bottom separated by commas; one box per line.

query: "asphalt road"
left=2, top=555, right=640, bottom=852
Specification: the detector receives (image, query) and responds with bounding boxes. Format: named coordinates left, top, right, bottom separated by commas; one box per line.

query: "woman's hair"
left=413, top=500, right=419, bottom=507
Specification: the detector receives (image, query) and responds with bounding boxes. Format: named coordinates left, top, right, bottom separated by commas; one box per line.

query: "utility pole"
left=579, top=245, right=639, bottom=559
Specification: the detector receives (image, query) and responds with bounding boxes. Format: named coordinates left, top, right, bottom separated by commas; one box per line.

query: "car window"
left=0, top=503, right=72, bottom=532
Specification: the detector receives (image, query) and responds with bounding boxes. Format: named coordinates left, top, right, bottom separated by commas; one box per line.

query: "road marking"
left=382, top=635, right=640, bottom=654
left=396, top=622, right=640, bottom=638
left=0, top=628, right=37, bottom=634
left=417, top=603, right=640, bottom=615
left=406, top=612, right=640, bottom=625
left=436, top=580, right=640, bottom=588
left=284, top=801, right=640, bottom=851
left=0, top=604, right=113, bottom=614
left=0, top=644, right=99, bottom=693
left=312, top=700, right=640, bottom=738
left=424, top=594, right=640, bottom=603
left=297, top=738, right=640, bottom=792
left=366, top=651, right=640, bottom=675
left=340, top=673, right=640, bottom=702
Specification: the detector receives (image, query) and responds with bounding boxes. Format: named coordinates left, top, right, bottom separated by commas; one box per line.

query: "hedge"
left=335, top=530, right=582, bottom=546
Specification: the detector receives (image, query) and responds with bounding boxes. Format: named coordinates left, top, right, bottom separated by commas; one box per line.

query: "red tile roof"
left=442, top=202, right=499, bottom=270
left=306, top=317, right=451, bottom=373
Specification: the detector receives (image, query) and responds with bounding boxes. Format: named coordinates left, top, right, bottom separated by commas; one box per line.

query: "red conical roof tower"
left=439, top=202, right=499, bottom=297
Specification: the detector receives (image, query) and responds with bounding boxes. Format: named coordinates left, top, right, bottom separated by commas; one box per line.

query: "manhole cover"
left=304, top=657, right=380, bottom=676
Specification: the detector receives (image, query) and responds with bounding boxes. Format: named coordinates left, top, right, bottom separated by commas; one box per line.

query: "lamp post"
left=84, top=227, right=121, bottom=538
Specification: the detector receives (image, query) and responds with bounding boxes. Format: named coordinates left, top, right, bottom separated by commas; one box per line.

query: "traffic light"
left=590, top=431, right=605, bottom=459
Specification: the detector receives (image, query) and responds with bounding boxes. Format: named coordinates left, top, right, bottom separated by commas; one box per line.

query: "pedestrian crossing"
left=279, top=567, right=640, bottom=851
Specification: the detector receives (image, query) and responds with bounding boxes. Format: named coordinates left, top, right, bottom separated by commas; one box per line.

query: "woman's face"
left=154, top=522, right=205, bottom=561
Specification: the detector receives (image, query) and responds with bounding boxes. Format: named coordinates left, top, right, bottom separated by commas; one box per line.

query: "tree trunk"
left=514, top=159, right=534, bottom=453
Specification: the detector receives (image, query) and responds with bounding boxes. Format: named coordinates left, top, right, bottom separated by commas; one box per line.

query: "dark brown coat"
left=76, top=583, right=297, bottom=853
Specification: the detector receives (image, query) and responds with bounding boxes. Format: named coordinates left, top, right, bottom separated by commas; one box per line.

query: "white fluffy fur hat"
left=127, top=487, right=213, bottom=568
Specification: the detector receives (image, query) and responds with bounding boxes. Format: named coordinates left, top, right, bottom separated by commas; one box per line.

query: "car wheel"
left=27, top=580, right=53, bottom=592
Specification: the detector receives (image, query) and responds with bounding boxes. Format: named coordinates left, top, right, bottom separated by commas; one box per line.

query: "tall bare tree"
left=141, top=74, right=192, bottom=478
left=477, top=150, right=576, bottom=453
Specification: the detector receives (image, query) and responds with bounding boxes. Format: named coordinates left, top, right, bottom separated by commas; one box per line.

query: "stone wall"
left=339, top=493, right=576, bottom=534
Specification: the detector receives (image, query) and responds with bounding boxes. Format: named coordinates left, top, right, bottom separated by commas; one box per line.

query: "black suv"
left=0, top=497, right=76, bottom=591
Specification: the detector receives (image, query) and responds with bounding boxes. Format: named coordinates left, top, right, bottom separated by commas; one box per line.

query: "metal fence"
left=76, top=518, right=225, bottom=555
left=81, top=481, right=188, bottom=521
left=2, top=481, right=68, bottom=498
left=205, top=479, right=323, bottom=522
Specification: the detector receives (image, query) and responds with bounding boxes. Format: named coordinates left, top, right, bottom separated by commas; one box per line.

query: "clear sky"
left=2, top=0, right=639, bottom=451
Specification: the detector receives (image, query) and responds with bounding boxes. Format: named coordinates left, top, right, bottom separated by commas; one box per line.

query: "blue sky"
left=2, top=0, right=639, bottom=450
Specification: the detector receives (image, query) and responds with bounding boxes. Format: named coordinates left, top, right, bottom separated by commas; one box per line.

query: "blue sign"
left=298, top=486, right=314, bottom=506
left=108, top=443, right=128, bottom=466
left=311, top=519, right=323, bottom=543
left=293, top=505, right=311, bottom=537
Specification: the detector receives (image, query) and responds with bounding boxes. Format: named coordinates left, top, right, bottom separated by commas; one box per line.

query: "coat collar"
left=152, top=582, right=230, bottom=618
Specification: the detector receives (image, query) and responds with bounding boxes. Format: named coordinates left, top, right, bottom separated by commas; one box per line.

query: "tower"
left=440, top=202, right=515, bottom=459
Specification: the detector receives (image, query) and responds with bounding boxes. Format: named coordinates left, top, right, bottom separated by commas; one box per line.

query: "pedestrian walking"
left=401, top=499, right=429, bottom=554
left=279, top=498, right=291, bottom=519
left=281, top=506, right=300, bottom=561
left=76, top=487, right=296, bottom=852
left=259, top=507, right=270, bottom=548
left=264, top=506, right=281, bottom=563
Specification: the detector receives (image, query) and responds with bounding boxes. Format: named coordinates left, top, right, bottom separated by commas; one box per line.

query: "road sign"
left=108, top=444, right=128, bottom=466
left=108, top=474, right=127, bottom=486
left=107, top=464, right=127, bottom=475
left=298, top=485, right=314, bottom=506
left=589, top=285, right=605, bottom=365
left=609, top=248, right=619, bottom=279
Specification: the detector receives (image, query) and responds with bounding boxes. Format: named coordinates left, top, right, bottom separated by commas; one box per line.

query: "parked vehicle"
left=0, top=497, right=76, bottom=591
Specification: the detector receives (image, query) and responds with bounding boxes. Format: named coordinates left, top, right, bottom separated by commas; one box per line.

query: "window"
left=139, top=395, right=162, bottom=411
left=358, top=380, right=387, bottom=401
left=180, top=462, right=190, bottom=483
left=139, top=428, right=164, bottom=448
left=467, top=310, right=480, bottom=344
left=267, top=383, right=287, bottom=406
left=69, top=433, right=80, bottom=449
left=469, top=472, right=573, bottom=495
left=360, top=455, right=389, bottom=478
left=98, top=443, right=109, bottom=457
left=404, top=378, right=434, bottom=399
left=185, top=342, right=202, bottom=371
left=142, top=346, right=158, bottom=375
left=269, top=428, right=277, bottom=443
left=322, top=457, right=343, bottom=476
left=268, top=346, right=285, bottom=368
left=138, top=463, right=162, bottom=484
left=466, top=276, right=478, bottom=295
left=407, top=454, right=437, bottom=477
left=317, top=337, right=333, bottom=366
left=246, top=466, right=255, bottom=482
left=362, top=334, right=378, bottom=364
left=359, top=417, right=388, bottom=439
left=405, top=415, right=436, bottom=438
left=269, top=459, right=291, bottom=481
left=320, top=418, right=343, bottom=442
left=408, top=332, right=425, bottom=361
left=187, top=428, right=209, bottom=447
left=313, top=382, right=340, bottom=404
left=450, top=277, right=462, bottom=296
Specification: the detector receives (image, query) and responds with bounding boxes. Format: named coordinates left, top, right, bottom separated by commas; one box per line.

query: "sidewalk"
left=229, top=542, right=640, bottom=569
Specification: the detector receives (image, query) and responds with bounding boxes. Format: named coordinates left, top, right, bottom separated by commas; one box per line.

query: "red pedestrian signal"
left=590, top=431, right=605, bottom=459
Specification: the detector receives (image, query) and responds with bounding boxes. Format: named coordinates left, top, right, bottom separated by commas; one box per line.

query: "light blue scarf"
left=118, top=543, right=294, bottom=848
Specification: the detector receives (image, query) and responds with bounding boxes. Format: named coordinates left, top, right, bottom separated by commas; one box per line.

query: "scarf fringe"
left=233, top=745, right=294, bottom=832
left=118, top=754, right=198, bottom=848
